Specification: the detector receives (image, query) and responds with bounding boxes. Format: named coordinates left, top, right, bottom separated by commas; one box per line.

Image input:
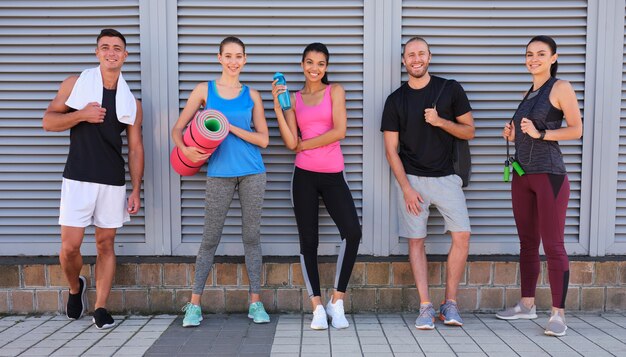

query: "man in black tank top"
left=42, top=29, right=144, bottom=330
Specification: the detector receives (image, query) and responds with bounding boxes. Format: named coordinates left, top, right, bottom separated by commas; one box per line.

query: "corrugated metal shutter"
left=174, top=0, right=364, bottom=255
left=614, top=6, right=626, bottom=252
left=395, top=0, right=587, bottom=254
left=0, top=1, right=146, bottom=254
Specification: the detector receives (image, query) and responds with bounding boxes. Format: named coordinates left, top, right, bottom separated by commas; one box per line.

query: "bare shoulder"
left=330, top=83, right=345, bottom=101
left=131, top=98, right=143, bottom=126
left=248, top=87, right=262, bottom=100
left=62, top=75, right=79, bottom=85
left=330, top=83, right=345, bottom=94
left=189, top=82, right=209, bottom=103
left=554, top=79, right=574, bottom=93
left=194, top=82, right=208, bottom=92
left=50, top=75, right=79, bottom=106
left=59, top=75, right=79, bottom=92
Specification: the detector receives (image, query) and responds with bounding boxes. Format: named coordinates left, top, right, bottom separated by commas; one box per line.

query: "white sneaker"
left=326, top=299, right=349, bottom=329
left=311, top=305, right=328, bottom=330
left=545, top=312, right=567, bottom=337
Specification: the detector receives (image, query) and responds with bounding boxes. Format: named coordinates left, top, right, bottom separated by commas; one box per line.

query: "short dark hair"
left=403, top=36, right=430, bottom=55
left=97, top=28, right=126, bottom=47
left=219, top=36, right=246, bottom=54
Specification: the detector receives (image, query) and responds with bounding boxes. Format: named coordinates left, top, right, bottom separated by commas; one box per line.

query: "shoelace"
left=443, top=302, right=458, bottom=315
left=418, top=306, right=434, bottom=319
left=313, top=307, right=326, bottom=317
left=549, top=313, right=564, bottom=323
left=182, top=302, right=195, bottom=313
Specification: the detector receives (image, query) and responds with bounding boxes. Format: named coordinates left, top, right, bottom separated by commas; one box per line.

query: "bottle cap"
left=273, top=72, right=284, bottom=80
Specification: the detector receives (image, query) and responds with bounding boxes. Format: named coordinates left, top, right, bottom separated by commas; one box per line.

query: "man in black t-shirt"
left=43, top=29, right=144, bottom=330
left=381, top=37, right=475, bottom=329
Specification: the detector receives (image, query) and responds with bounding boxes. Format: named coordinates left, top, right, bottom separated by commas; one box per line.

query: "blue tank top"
left=205, top=80, right=265, bottom=177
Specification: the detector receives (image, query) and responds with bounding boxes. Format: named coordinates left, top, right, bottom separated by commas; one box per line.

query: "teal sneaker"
left=182, top=303, right=202, bottom=327
left=248, top=302, right=270, bottom=324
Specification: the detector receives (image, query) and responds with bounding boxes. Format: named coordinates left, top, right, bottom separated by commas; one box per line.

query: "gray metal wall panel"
left=173, top=0, right=365, bottom=255
left=0, top=1, right=146, bottom=253
left=393, top=0, right=587, bottom=254
left=613, top=4, right=626, bottom=251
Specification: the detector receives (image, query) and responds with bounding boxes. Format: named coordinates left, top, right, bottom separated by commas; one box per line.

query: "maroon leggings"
left=512, top=173, right=570, bottom=308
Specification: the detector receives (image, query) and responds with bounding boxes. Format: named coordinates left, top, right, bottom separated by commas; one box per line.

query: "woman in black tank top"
left=497, top=36, right=583, bottom=337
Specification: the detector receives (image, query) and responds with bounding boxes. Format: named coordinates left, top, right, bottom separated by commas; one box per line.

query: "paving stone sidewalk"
left=1, top=312, right=626, bottom=356
left=0, top=314, right=175, bottom=356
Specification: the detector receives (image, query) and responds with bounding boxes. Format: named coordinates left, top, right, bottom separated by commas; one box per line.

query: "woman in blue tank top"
left=172, top=36, right=270, bottom=327
left=497, top=36, right=583, bottom=337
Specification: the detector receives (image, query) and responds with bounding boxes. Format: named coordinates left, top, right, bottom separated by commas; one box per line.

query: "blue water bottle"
left=273, top=72, right=291, bottom=110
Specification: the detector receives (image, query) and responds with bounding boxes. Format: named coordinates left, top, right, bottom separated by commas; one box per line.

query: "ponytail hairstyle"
left=302, top=42, right=330, bottom=84
left=219, top=36, right=245, bottom=54
left=527, top=35, right=558, bottom=77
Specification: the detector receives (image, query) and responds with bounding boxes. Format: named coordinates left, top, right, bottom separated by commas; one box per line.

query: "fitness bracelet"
left=538, top=130, right=546, bottom=140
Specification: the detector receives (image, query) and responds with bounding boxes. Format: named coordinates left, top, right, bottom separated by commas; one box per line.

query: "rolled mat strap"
left=171, top=109, right=230, bottom=176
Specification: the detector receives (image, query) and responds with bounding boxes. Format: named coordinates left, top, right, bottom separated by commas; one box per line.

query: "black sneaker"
left=92, top=307, right=116, bottom=330
left=66, top=275, right=87, bottom=320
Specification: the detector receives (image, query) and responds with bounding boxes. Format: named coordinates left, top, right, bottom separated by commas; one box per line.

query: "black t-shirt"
left=63, top=88, right=128, bottom=186
left=380, top=75, right=472, bottom=177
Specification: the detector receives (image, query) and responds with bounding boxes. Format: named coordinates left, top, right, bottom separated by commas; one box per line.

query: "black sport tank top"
left=513, top=77, right=566, bottom=175
left=63, top=88, right=127, bottom=186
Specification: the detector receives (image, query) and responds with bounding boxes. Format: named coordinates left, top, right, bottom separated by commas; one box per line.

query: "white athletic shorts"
left=59, top=178, right=130, bottom=228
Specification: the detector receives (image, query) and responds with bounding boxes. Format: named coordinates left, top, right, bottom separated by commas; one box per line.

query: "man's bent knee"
left=61, top=242, right=81, bottom=260
left=451, top=231, right=470, bottom=243
left=95, top=240, right=115, bottom=257
left=95, top=228, right=116, bottom=256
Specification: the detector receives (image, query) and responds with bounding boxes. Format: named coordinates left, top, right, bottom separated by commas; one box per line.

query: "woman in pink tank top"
left=272, top=43, right=361, bottom=330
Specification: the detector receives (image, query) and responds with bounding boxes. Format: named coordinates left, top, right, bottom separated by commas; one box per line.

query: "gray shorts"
left=396, top=174, right=471, bottom=239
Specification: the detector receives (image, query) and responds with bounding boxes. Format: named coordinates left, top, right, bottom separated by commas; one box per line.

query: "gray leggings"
left=192, top=173, right=266, bottom=295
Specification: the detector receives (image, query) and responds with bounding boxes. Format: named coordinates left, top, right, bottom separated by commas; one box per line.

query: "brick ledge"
left=1, top=254, right=625, bottom=265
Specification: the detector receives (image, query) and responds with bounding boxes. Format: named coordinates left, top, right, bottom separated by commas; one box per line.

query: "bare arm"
left=42, top=76, right=106, bottom=132
left=383, top=131, right=423, bottom=216
left=424, top=108, right=475, bottom=140
left=171, top=82, right=210, bottom=163
left=520, top=80, right=583, bottom=141
left=546, top=80, right=583, bottom=140
left=272, top=81, right=299, bottom=150
left=126, top=99, right=144, bottom=214
left=228, top=88, right=269, bottom=148
left=298, top=84, right=347, bottom=151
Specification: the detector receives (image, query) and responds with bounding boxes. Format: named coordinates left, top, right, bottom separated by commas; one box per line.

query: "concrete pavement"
left=1, top=312, right=625, bottom=356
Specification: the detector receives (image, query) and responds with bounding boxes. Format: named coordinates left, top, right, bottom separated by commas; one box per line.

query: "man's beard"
left=407, top=65, right=428, bottom=79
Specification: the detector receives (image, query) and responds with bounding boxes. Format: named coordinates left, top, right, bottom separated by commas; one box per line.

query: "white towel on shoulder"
left=65, top=66, right=137, bottom=125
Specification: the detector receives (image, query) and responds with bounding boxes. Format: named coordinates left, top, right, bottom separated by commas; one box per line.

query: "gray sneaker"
left=439, top=299, right=463, bottom=326
left=415, top=303, right=436, bottom=330
left=496, top=302, right=538, bottom=320
left=545, top=312, right=567, bottom=337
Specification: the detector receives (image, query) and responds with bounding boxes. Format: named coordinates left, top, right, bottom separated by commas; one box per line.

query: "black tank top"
left=63, top=88, right=127, bottom=186
left=513, top=77, right=566, bottom=175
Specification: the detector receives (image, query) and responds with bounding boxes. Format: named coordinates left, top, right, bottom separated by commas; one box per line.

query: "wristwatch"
left=538, top=130, right=546, bottom=140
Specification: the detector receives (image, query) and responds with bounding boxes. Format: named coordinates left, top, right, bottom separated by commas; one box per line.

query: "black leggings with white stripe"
left=292, top=167, right=361, bottom=297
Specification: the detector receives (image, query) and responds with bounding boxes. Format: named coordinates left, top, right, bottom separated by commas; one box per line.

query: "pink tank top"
left=294, top=85, right=345, bottom=173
